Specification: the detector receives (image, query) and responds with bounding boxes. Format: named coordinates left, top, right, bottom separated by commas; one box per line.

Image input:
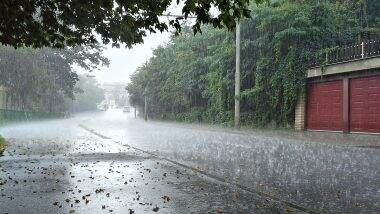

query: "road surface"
left=0, top=109, right=379, bottom=213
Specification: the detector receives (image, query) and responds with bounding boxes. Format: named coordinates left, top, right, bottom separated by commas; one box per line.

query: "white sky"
left=76, top=2, right=184, bottom=85
left=89, top=32, right=171, bottom=84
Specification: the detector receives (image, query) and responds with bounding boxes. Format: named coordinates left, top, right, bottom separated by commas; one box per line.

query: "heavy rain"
left=0, top=0, right=379, bottom=214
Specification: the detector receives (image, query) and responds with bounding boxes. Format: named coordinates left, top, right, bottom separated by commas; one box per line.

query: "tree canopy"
left=127, top=0, right=379, bottom=127
left=0, top=44, right=108, bottom=113
left=0, top=0, right=267, bottom=48
left=72, top=75, right=105, bottom=112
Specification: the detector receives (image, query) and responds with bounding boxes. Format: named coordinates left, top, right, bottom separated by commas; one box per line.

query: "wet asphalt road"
left=0, top=110, right=301, bottom=214
left=0, top=109, right=379, bottom=213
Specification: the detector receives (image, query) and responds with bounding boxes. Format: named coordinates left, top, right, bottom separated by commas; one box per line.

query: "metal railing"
left=310, top=39, right=380, bottom=68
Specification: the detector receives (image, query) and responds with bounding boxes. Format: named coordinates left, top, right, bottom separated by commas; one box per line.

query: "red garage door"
left=350, top=75, right=380, bottom=133
left=307, top=80, right=343, bottom=131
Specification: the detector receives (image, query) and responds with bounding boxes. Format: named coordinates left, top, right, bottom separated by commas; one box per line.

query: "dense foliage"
left=127, top=0, right=379, bottom=127
left=72, top=75, right=105, bottom=112
left=0, top=134, right=5, bottom=155
left=0, top=0, right=266, bottom=48
left=0, top=44, right=108, bottom=113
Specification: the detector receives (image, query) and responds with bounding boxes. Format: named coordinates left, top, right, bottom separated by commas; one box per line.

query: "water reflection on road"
left=81, top=109, right=380, bottom=213
left=1, top=109, right=379, bottom=213
left=0, top=110, right=293, bottom=213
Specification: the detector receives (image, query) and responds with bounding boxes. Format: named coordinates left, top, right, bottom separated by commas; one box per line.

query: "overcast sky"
left=77, top=2, right=184, bottom=85
left=90, top=32, right=171, bottom=84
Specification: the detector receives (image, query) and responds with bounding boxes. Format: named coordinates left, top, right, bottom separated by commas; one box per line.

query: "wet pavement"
left=0, top=109, right=379, bottom=213
left=0, top=113, right=302, bottom=214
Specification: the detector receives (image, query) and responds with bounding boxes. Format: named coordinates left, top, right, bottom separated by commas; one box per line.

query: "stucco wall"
left=308, top=57, right=380, bottom=78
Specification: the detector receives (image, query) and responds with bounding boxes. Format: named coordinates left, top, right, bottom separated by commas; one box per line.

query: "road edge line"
left=78, top=124, right=319, bottom=214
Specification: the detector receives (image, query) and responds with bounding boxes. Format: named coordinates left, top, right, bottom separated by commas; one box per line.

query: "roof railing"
left=309, top=39, right=380, bottom=68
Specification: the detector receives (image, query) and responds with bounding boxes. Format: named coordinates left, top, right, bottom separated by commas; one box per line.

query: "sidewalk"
left=149, top=119, right=380, bottom=148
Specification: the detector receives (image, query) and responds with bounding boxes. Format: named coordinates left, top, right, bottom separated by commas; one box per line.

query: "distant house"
left=295, top=39, right=380, bottom=134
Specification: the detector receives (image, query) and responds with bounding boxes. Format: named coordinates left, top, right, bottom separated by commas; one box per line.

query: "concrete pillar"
left=294, top=91, right=306, bottom=131
left=342, top=78, right=350, bottom=133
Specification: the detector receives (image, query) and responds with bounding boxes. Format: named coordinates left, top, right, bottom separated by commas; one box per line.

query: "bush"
left=0, top=135, right=6, bottom=156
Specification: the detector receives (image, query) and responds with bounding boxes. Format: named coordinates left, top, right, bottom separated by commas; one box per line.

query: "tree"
left=0, top=0, right=267, bottom=48
left=72, top=75, right=105, bottom=112
left=0, top=44, right=109, bottom=113
left=127, top=0, right=380, bottom=127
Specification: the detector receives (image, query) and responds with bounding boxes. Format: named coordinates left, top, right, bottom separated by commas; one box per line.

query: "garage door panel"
left=350, top=75, right=380, bottom=133
left=307, top=80, right=343, bottom=131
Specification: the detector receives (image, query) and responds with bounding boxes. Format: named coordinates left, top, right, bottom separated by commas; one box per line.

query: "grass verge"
left=0, top=135, right=6, bottom=156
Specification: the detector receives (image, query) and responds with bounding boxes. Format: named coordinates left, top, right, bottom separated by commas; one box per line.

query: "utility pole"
left=234, top=22, right=241, bottom=129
